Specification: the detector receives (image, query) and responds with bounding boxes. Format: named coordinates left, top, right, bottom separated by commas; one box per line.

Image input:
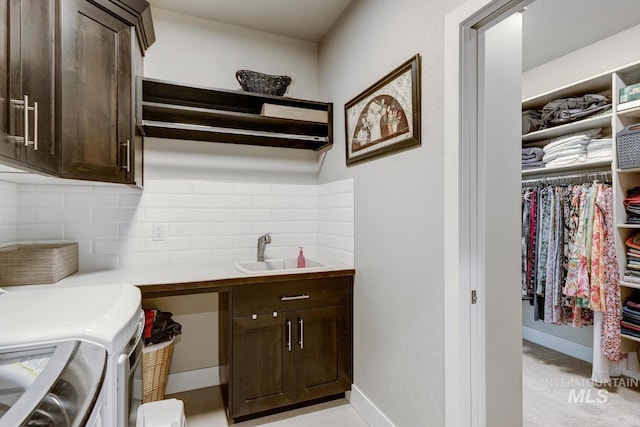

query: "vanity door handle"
left=23, top=95, right=28, bottom=147
left=298, top=318, right=304, bottom=350
left=286, top=320, right=292, bottom=352
left=280, top=294, right=309, bottom=301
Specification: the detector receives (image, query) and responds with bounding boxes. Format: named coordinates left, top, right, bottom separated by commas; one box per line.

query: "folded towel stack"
left=624, top=234, right=640, bottom=285
left=586, top=138, right=613, bottom=161
left=521, top=147, right=545, bottom=169
left=622, top=295, right=640, bottom=339
left=541, top=128, right=603, bottom=167
left=625, top=187, right=640, bottom=225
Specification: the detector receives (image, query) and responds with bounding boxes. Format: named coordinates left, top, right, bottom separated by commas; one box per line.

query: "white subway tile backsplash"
left=0, top=226, right=16, bottom=244
left=145, top=208, right=195, bottom=223
left=18, top=192, right=64, bottom=208
left=118, top=193, right=143, bottom=208
left=169, top=222, right=216, bottom=237
left=119, top=252, right=170, bottom=268
left=143, top=180, right=192, bottom=194
left=94, top=208, right=139, bottom=223
left=15, top=208, right=34, bottom=225
left=270, top=184, right=313, bottom=196
left=191, top=236, right=234, bottom=250
left=118, top=238, right=146, bottom=253
left=169, top=250, right=215, bottom=265
left=36, top=208, right=91, bottom=224
left=232, top=182, right=271, bottom=195
left=17, top=224, right=65, bottom=240
left=231, top=209, right=271, bottom=222
left=139, top=194, right=170, bottom=208
left=10, top=178, right=354, bottom=270
left=65, top=224, right=119, bottom=240
left=145, top=236, right=192, bottom=252
left=65, top=192, right=119, bottom=208
left=119, top=223, right=150, bottom=239
left=191, top=209, right=234, bottom=222
left=192, top=181, right=234, bottom=195
left=169, top=194, right=213, bottom=208
left=93, top=239, right=122, bottom=255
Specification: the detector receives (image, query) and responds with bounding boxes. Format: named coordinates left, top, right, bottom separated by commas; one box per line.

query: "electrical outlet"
left=152, top=224, right=166, bottom=241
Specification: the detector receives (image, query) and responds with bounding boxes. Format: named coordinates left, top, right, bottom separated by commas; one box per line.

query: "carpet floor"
left=523, top=340, right=640, bottom=426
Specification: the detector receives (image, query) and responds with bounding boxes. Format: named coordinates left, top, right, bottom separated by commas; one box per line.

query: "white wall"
left=145, top=7, right=319, bottom=99
left=523, top=23, right=640, bottom=99
left=0, top=180, right=17, bottom=244
left=317, top=0, right=465, bottom=425
left=142, top=7, right=325, bottom=184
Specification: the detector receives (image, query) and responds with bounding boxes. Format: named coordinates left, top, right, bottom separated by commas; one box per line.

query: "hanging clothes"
left=521, top=181, right=622, bottom=364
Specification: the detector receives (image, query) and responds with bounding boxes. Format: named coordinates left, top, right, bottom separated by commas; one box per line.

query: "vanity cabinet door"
left=60, top=0, right=133, bottom=183
left=231, top=314, right=295, bottom=418
left=294, top=305, right=351, bottom=403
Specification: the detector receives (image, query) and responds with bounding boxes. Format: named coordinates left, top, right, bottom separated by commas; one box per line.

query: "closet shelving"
left=613, top=65, right=640, bottom=363
left=522, top=61, right=640, bottom=375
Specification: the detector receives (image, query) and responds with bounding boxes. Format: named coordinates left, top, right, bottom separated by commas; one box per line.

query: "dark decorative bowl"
left=235, top=70, right=292, bottom=96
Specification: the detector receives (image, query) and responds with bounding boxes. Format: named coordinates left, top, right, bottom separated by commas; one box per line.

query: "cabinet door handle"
left=280, top=294, right=309, bottom=301
left=298, top=318, right=304, bottom=350
left=121, top=140, right=131, bottom=172
left=32, top=101, right=38, bottom=151
left=286, top=320, right=292, bottom=352
left=23, top=95, right=28, bottom=147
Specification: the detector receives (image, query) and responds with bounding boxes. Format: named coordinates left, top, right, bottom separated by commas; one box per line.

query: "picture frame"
left=344, top=54, right=421, bottom=166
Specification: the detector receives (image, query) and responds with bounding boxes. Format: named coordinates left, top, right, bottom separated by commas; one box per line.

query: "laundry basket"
left=142, top=338, right=175, bottom=403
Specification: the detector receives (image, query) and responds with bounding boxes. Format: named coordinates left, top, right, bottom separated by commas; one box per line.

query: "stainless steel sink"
left=234, top=258, right=329, bottom=274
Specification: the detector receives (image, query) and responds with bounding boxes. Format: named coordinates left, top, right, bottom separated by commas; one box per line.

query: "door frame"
left=444, top=1, right=529, bottom=425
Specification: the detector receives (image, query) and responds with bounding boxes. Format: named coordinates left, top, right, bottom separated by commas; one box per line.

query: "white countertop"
left=0, top=259, right=353, bottom=293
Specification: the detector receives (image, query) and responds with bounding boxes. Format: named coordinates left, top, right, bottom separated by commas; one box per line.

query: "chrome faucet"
left=257, top=233, right=271, bottom=262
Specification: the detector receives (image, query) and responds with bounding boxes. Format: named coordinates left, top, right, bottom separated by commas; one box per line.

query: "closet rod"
left=522, top=170, right=612, bottom=187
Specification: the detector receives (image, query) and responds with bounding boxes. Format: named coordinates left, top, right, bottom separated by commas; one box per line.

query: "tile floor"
left=168, top=386, right=370, bottom=426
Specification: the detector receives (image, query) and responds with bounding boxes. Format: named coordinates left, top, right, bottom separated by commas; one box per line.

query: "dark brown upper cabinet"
left=0, top=0, right=154, bottom=185
left=1, top=0, right=57, bottom=174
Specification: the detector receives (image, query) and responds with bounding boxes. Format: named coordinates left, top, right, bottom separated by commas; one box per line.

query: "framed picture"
left=344, top=54, right=421, bottom=166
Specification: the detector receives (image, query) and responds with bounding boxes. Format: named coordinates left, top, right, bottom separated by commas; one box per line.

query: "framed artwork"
left=344, top=54, right=421, bottom=166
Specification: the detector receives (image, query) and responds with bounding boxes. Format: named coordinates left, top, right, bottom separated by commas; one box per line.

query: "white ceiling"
left=147, top=0, right=640, bottom=70
left=147, top=0, right=353, bottom=42
left=522, top=0, right=640, bottom=70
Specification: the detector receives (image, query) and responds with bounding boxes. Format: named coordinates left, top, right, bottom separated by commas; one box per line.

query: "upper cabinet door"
left=1, top=0, right=58, bottom=173
left=60, top=0, right=132, bottom=183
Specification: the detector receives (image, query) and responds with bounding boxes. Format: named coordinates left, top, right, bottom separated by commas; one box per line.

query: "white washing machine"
left=0, top=283, right=144, bottom=427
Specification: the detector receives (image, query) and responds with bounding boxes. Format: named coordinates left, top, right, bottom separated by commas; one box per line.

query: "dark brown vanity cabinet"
left=221, top=275, right=353, bottom=420
left=1, top=0, right=58, bottom=174
left=0, top=0, right=154, bottom=184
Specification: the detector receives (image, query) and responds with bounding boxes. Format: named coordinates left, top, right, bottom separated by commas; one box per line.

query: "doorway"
left=445, top=1, right=640, bottom=426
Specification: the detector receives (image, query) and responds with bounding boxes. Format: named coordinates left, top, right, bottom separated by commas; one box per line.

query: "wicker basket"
left=236, top=69, right=292, bottom=96
left=0, top=243, right=78, bottom=286
left=142, top=339, right=175, bottom=403
left=618, top=123, right=640, bottom=169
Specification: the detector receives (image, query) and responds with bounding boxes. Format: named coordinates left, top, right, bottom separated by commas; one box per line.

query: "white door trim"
left=444, top=1, right=528, bottom=426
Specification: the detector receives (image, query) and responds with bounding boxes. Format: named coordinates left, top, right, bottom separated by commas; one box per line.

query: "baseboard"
left=347, top=384, right=396, bottom=427
left=522, top=326, right=593, bottom=363
left=134, top=366, right=221, bottom=399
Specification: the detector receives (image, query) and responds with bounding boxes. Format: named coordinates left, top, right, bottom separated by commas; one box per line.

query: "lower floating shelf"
left=141, top=121, right=331, bottom=151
